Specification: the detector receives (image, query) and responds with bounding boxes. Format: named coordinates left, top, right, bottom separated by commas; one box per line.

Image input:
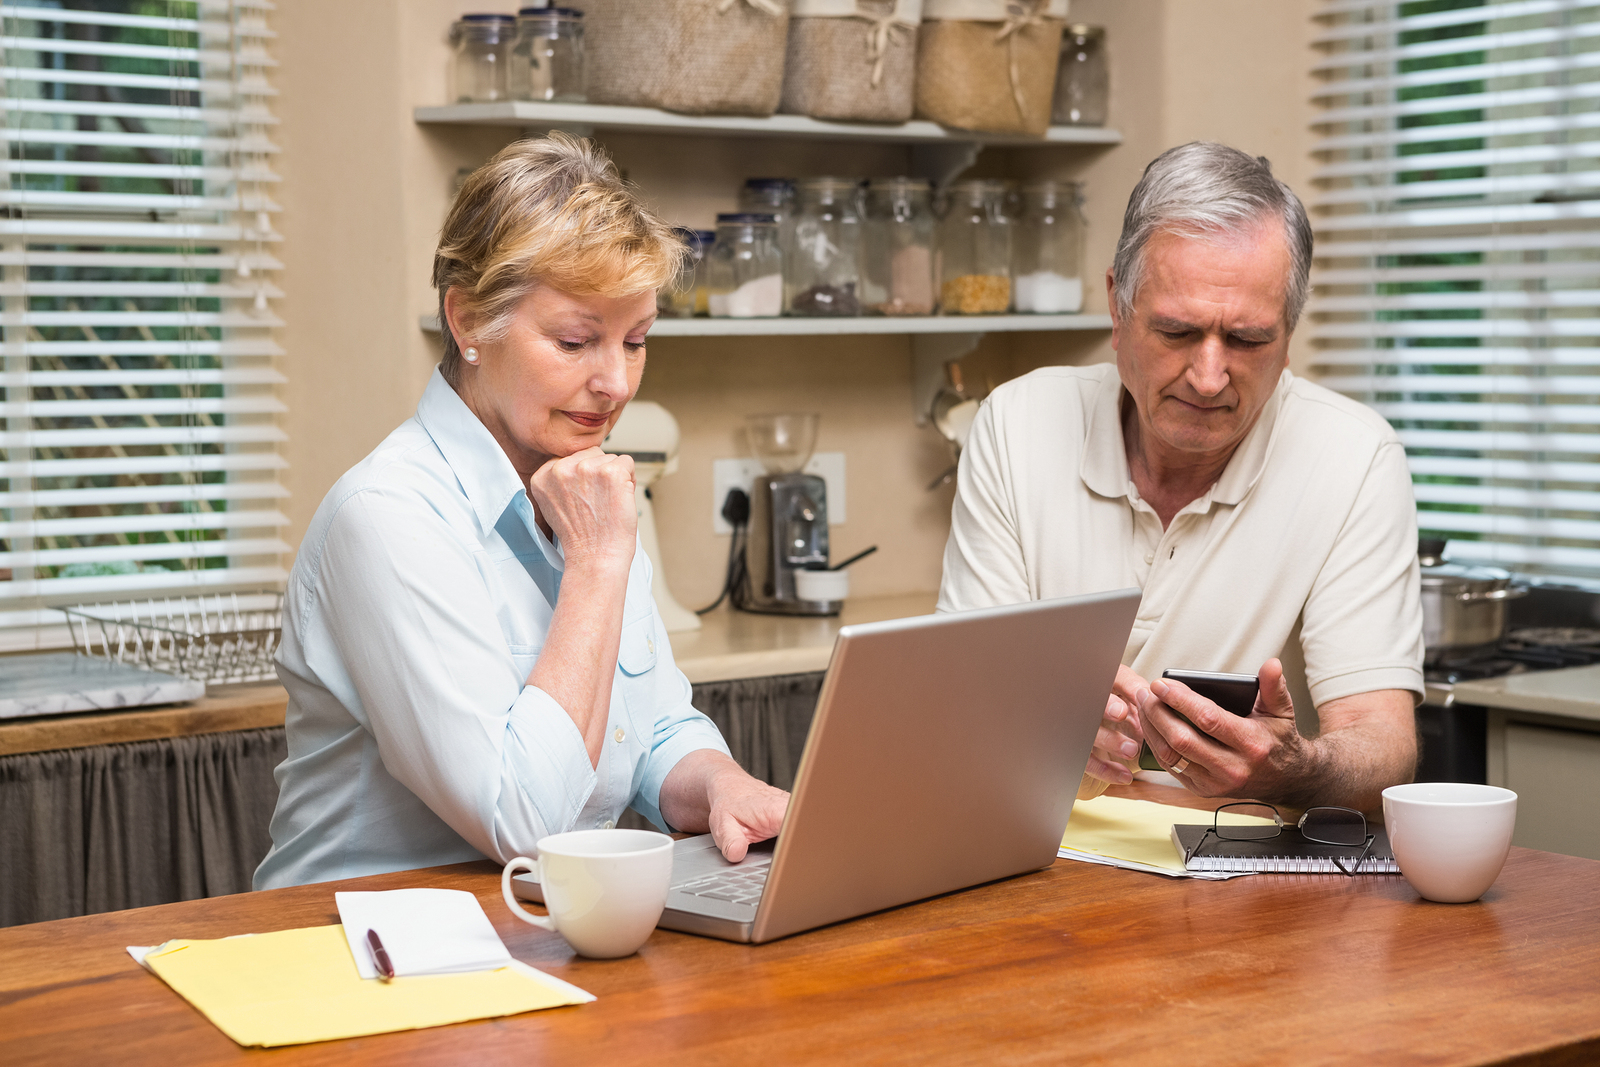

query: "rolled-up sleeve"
left=626, top=589, right=731, bottom=832
left=307, top=485, right=599, bottom=862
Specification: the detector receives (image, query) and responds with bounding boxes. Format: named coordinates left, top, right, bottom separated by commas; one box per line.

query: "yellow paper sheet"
left=143, top=924, right=588, bottom=1048
left=1060, top=795, right=1277, bottom=873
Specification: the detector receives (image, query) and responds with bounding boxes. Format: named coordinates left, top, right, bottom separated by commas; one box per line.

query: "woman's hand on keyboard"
left=659, top=750, right=791, bottom=862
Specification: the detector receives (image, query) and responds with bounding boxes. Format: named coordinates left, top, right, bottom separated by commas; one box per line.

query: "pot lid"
left=1420, top=561, right=1514, bottom=589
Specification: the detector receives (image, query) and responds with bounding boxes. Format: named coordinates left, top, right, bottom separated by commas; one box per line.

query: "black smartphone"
left=1160, top=669, right=1259, bottom=717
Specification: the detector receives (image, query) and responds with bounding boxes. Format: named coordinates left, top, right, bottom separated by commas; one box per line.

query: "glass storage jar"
left=450, top=14, right=519, bottom=104
left=707, top=214, right=783, bottom=318
left=1011, top=181, right=1085, bottom=313
left=512, top=6, right=585, bottom=102
left=937, top=180, right=1012, bottom=315
left=1052, top=24, right=1108, bottom=126
left=659, top=228, right=712, bottom=318
left=787, top=177, right=864, bottom=316
left=862, top=178, right=936, bottom=316
left=739, top=178, right=797, bottom=268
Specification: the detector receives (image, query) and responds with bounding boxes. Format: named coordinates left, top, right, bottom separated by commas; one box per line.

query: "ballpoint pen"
left=366, top=927, right=395, bottom=982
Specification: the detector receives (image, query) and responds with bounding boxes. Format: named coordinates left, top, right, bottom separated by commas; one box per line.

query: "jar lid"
left=743, top=178, right=796, bottom=191
left=716, top=212, right=778, bottom=225
left=460, top=13, right=518, bottom=22
left=868, top=176, right=930, bottom=191
left=693, top=229, right=716, bottom=243
left=1066, top=23, right=1104, bottom=37
left=798, top=176, right=862, bottom=190
left=673, top=227, right=714, bottom=248
left=519, top=6, right=583, bottom=16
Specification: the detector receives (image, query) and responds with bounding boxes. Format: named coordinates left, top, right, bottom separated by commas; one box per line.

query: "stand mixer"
left=743, top=412, right=838, bottom=616
left=602, top=401, right=700, bottom=633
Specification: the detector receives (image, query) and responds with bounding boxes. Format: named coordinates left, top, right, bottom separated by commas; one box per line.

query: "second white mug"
left=1382, top=782, right=1517, bottom=904
left=500, top=828, right=675, bottom=958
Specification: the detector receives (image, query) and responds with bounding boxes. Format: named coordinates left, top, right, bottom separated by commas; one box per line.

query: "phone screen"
left=1160, top=669, right=1258, bottom=717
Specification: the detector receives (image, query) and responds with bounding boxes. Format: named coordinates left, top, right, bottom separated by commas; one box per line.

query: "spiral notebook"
left=1170, top=824, right=1401, bottom=875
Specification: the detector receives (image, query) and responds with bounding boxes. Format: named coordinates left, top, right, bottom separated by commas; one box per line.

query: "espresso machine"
left=743, top=413, right=839, bottom=616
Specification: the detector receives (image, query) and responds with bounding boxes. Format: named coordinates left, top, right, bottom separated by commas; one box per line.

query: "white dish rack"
left=61, top=591, right=285, bottom=685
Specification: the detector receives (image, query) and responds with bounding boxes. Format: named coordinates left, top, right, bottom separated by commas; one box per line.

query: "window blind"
left=0, top=0, right=286, bottom=646
left=1310, top=0, right=1600, bottom=580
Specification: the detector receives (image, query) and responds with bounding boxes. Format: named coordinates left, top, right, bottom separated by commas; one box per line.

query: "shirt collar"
left=414, top=368, right=529, bottom=536
left=1079, top=366, right=1293, bottom=508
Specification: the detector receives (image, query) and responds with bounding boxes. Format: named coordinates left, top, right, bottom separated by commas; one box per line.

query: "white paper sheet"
left=335, top=888, right=514, bottom=979
left=1057, top=847, right=1254, bottom=881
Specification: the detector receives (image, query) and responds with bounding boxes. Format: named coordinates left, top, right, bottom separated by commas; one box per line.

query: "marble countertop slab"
left=0, top=652, right=204, bottom=719
left=1449, top=663, right=1600, bottom=724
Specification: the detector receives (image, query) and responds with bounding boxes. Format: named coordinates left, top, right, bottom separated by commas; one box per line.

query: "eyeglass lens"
left=1214, top=803, right=1283, bottom=841
left=1300, top=806, right=1368, bottom=847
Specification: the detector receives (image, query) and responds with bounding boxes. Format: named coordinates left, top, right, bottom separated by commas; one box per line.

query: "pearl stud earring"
left=463, top=346, right=479, bottom=364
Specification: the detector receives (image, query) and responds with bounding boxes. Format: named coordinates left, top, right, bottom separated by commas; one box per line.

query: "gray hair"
left=1110, top=142, right=1313, bottom=330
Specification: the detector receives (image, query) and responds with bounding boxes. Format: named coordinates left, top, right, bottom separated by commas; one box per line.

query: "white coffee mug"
left=500, top=828, right=675, bottom=958
left=1382, top=782, right=1518, bottom=904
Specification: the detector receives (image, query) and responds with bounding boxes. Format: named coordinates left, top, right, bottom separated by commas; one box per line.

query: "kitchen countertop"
left=1450, top=663, right=1600, bottom=724
left=0, top=594, right=941, bottom=755
left=0, top=683, right=289, bottom=757
left=668, top=592, right=938, bottom=684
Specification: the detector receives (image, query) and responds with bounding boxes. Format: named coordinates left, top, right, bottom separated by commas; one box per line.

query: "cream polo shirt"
left=937, top=363, right=1425, bottom=714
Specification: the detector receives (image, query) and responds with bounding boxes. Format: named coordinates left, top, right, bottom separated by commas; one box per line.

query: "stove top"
left=1426, top=627, right=1600, bottom=685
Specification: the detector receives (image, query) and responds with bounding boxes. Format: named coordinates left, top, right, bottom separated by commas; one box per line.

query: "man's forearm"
left=1264, top=689, right=1417, bottom=814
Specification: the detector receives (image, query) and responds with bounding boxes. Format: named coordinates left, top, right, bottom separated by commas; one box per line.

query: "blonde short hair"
left=432, top=132, right=684, bottom=385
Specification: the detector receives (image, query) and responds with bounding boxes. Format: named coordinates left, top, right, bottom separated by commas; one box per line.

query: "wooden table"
left=3, top=782, right=1597, bottom=1066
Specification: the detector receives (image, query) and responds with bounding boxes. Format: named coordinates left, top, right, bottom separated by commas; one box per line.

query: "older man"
left=938, top=142, right=1423, bottom=814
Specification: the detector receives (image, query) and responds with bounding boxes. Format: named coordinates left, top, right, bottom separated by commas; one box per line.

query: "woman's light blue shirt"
left=254, top=370, right=729, bottom=889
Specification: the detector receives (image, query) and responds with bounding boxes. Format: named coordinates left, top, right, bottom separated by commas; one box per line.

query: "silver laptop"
left=514, top=588, right=1140, bottom=944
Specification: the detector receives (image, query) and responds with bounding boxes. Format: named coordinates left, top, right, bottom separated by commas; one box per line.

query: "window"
left=0, top=0, right=286, bottom=647
left=1310, top=0, right=1600, bottom=581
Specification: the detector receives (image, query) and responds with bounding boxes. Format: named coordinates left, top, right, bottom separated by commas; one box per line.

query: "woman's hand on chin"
left=527, top=446, right=637, bottom=571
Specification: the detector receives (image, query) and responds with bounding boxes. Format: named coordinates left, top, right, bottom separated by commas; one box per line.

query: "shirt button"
left=614, top=727, right=626, bottom=743
left=602, top=819, right=615, bottom=830
left=1144, top=552, right=1155, bottom=565
left=646, top=637, right=654, bottom=655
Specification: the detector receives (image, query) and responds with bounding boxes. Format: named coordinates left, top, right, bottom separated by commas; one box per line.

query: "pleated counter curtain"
left=0, top=671, right=825, bottom=927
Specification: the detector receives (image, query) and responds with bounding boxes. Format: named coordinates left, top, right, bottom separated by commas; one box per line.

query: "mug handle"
left=501, top=856, right=557, bottom=932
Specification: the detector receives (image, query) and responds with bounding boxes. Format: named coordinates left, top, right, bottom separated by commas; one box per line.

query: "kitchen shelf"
left=417, top=312, right=1112, bottom=336
left=413, top=101, right=1122, bottom=148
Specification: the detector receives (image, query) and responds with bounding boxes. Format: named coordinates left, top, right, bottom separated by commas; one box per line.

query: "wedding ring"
left=1169, top=757, right=1191, bottom=775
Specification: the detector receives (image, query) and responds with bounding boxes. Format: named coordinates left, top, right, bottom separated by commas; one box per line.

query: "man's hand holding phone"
left=1137, top=658, right=1309, bottom=799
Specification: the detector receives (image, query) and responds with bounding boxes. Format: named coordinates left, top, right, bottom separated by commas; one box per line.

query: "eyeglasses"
left=1189, top=802, right=1376, bottom=877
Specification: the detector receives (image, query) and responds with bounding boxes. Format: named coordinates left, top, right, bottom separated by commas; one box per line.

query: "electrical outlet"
left=712, top=452, right=847, bottom=535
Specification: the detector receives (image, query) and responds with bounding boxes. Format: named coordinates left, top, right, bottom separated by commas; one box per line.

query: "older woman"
left=255, top=135, right=788, bottom=889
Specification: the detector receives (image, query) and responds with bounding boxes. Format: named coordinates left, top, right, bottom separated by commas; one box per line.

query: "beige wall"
left=271, top=0, right=1318, bottom=608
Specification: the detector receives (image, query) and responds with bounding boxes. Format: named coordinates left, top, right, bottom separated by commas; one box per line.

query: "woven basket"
left=581, top=0, right=792, bottom=116
left=780, top=0, right=920, bottom=123
left=914, top=0, right=1065, bottom=136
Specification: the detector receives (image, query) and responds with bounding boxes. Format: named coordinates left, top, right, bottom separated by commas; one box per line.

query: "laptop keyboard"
left=672, top=862, right=771, bottom=907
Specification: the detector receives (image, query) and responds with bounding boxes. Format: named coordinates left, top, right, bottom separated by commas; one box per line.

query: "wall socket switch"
left=712, top=452, right=847, bottom=535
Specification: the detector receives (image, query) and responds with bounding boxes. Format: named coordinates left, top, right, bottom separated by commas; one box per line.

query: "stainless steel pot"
left=1419, top=539, right=1527, bottom=661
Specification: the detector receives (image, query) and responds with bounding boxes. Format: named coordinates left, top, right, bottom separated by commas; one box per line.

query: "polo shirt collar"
left=1079, top=366, right=1294, bottom=507
left=414, top=368, right=529, bottom=536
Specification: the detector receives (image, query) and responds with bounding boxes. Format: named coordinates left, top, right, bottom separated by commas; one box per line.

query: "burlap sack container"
left=580, top=0, right=791, bottom=116
left=780, top=0, right=921, bottom=123
left=914, top=0, right=1066, bottom=136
